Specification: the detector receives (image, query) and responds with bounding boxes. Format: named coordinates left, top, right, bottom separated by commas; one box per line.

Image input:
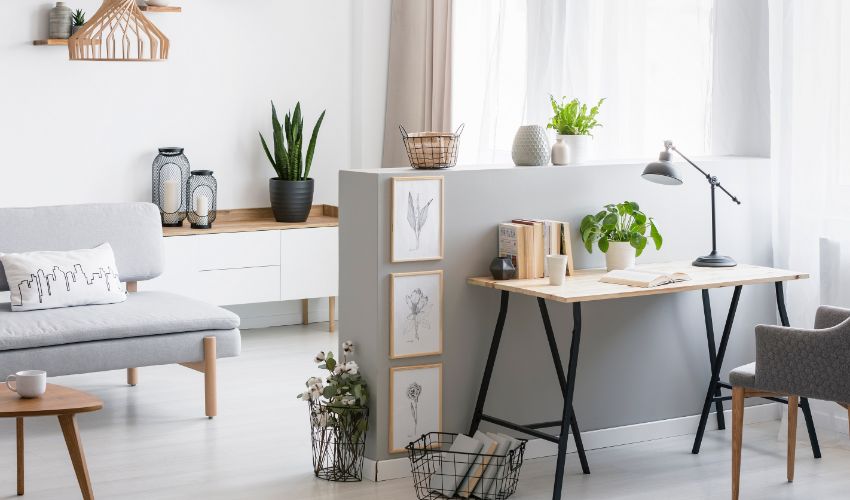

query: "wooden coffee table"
left=0, top=384, right=102, bottom=499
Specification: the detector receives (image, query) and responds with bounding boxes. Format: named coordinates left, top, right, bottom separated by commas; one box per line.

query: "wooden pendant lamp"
left=68, top=0, right=169, bottom=61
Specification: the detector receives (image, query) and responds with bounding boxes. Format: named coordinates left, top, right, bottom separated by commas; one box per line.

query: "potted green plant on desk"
left=259, top=101, right=326, bottom=222
left=547, top=96, right=604, bottom=164
left=580, top=201, right=663, bottom=271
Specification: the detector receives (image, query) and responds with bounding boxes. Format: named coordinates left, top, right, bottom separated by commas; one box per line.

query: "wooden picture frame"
left=390, top=270, right=444, bottom=359
left=391, top=176, right=445, bottom=262
left=389, top=363, right=443, bottom=453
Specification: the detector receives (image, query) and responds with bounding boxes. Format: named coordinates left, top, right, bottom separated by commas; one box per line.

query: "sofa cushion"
left=0, top=291, right=240, bottom=351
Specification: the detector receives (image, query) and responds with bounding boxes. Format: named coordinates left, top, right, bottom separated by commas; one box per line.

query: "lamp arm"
left=669, top=145, right=742, bottom=205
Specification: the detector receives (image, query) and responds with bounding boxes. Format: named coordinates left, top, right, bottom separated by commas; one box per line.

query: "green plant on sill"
left=580, top=201, right=663, bottom=256
left=547, top=95, right=605, bottom=136
left=259, top=101, right=326, bottom=181
left=71, top=9, right=86, bottom=27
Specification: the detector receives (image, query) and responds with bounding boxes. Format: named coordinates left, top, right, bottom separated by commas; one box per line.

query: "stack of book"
left=498, top=219, right=574, bottom=279
left=428, top=431, right=524, bottom=498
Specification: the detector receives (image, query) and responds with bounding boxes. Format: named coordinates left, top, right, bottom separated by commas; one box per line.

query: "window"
left=452, top=0, right=715, bottom=164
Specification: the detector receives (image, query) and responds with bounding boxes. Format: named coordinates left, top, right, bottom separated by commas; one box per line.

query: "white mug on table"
left=546, top=255, right=569, bottom=286
left=6, top=370, right=47, bottom=398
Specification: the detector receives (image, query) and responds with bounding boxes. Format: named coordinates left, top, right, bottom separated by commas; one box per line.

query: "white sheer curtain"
left=452, top=0, right=715, bottom=164
left=770, top=0, right=850, bottom=327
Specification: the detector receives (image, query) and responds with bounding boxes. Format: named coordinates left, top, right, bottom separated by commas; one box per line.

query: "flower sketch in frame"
left=389, top=363, right=442, bottom=453
left=392, top=176, right=444, bottom=262
left=390, top=271, right=443, bottom=359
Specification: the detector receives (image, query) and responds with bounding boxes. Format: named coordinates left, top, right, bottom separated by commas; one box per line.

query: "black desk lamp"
left=642, top=140, right=741, bottom=267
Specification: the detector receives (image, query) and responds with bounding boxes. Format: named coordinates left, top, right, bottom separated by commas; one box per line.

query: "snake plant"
left=259, top=101, right=326, bottom=181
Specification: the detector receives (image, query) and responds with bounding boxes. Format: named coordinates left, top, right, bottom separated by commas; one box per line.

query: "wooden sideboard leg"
left=16, top=417, right=23, bottom=496
left=58, top=414, right=94, bottom=500
left=329, top=297, right=336, bottom=333
left=204, top=336, right=217, bottom=419
left=302, top=299, right=309, bottom=325
left=127, top=368, right=138, bottom=386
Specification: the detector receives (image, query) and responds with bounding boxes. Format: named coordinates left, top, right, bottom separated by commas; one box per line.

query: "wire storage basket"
left=309, top=401, right=369, bottom=482
left=406, top=432, right=526, bottom=500
left=400, top=124, right=464, bottom=169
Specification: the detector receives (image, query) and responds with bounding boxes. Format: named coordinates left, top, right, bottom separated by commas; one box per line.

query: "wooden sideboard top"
left=162, top=205, right=339, bottom=237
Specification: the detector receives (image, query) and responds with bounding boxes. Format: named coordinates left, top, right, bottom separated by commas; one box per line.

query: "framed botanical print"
left=391, top=176, right=444, bottom=262
left=390, top=270, right=443, bottom=359
left=389, top=363, right=443, bottom=453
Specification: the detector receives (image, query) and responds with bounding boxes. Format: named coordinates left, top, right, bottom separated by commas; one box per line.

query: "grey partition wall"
left=340, top=159, right=782, bottom=465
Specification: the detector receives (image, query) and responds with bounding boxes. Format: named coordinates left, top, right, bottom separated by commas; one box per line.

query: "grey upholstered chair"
left=729, top=305, right=850, bottom=500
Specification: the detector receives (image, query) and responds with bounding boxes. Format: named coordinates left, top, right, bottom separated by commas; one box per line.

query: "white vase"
left=562, top=135, right=593, bottom=164
left=511, top=125, right=550, bottom=166
left=605, top=241, right=636, bottom=271
left=551, top=136, right=569, bottom=165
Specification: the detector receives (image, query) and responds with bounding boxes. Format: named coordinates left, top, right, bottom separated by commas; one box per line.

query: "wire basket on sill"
left=406, top=432, right=527, bottom=500
left=400, top=124, right=464, bottom=169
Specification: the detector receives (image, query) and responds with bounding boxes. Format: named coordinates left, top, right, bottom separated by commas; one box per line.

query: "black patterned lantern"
left=187, top=170, right=217, bottom=229
left=152, top=147, right=190, bottom=227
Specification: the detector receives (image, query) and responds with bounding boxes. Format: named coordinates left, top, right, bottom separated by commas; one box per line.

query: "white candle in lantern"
left=162, top=179, right=179, bottom=213
left=195, top=193, right=210, bottom=218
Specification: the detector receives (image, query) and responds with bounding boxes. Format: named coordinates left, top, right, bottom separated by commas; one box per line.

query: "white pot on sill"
left=560, top=134, right=593, bottom=164
left=605, top=241, right=636, bottom=271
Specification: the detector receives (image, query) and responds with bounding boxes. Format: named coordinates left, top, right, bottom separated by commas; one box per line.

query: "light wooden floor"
left=0, top=323, right=848, bottom=499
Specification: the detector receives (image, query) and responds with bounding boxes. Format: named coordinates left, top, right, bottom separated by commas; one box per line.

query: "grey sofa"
left=0, top=202, right=241, bottom=418
left=729, top=305, right=850, bottom=499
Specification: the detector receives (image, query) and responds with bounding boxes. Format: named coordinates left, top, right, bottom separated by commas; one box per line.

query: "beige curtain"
left=382, top=0, right=453, bottom=167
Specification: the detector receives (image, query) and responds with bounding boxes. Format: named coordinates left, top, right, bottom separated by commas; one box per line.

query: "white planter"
left=605, top=241, right=636, bottom=271
left=551, top=136, right=568, bottom=165
left=561, top=134, right=593, bottom=164
left=511, top=125, right=550, bottom=166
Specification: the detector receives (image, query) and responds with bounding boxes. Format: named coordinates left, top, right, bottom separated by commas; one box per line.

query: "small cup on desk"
left=546, top=255, right=569, bottom=286
left=5, top=370, right=47, bottom=398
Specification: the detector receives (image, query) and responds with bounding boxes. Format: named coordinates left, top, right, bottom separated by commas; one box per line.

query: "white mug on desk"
left=6, top=370, right=47, bottom=398
left=546, top=255, right=569, bottom=286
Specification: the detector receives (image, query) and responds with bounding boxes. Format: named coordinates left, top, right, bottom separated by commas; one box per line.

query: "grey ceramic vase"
left=49, top=2, right=72, bottom=39
left=270, top=178, right=315, bottom=223
left=511, top=125, right=551, bottom=166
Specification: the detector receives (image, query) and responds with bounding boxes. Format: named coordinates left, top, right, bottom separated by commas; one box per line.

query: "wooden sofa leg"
left=732, top=386, right=745, bottom=500
left=127, top=368, right=138, bottom=386
left=204, top=336, right=217, bottom=419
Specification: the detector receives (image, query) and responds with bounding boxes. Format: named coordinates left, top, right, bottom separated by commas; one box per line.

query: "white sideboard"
left=140, top=206, right=339, bottom=331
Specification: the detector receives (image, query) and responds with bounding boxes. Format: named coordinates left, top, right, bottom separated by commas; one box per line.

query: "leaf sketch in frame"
left=403, top=288, right=432, bottom=342
left=407, top=382, right=422, bottom=437
left=407, top=192, right=434, bottom=251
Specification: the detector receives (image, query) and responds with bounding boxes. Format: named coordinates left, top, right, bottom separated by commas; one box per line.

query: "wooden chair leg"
left=329, top=296, right=336, bottom=333
left=204, top=336, right=217, bottom=419
left=16, top=418, right=24, bottom=496
left=127, top=367, right=138, bottom=386
left=58, top=414, right=94, bottom=500
left=302, top=299, right=309, bottom=325
left=787, top=395, right=799, bottom=482
left=732, top=386, right=745, bottom=500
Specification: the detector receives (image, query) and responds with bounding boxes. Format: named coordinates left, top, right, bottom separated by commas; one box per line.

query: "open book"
left=599, top=269, right=692, bottom=288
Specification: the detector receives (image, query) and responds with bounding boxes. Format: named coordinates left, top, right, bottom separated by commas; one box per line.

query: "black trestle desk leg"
left=701, top=289, right=726, bottom=430
left=538, top=298, right=590, bottom=475
left=693, top=286, right=742, bottom=454
left=469, top=291, right=510, bottom=436
left=552, top=302, right=583, bottom=500
left=776, top=282, right=821, bottom=459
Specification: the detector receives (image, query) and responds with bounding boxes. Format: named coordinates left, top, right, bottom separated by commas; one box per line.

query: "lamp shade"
left=642, top=159, right=683, bottom=185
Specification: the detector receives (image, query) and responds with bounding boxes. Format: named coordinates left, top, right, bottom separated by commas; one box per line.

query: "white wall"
left=0, top=0, right=390, bottom=209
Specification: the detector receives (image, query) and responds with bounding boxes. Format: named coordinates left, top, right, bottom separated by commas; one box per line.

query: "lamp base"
left=693, top=251, right=737, bottom=268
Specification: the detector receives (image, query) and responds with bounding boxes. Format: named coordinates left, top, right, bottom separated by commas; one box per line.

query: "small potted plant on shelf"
left=70, top=9, right=86, bottom=35
left=259, top=101, right=326, bottom=222
left=547, top=96, right=605, bottom=164
left=580, top=201, right=663, bottom=271
left=297, top=341, right=369, bottom=482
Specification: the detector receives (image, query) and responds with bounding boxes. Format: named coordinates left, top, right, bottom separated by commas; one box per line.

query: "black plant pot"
left=270, top=177, right=315, bottom=223
left=490, top=256, right=517, bottom=280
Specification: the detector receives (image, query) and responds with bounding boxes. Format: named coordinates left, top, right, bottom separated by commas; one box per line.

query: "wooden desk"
left=468, top=262, right=817, bottom=500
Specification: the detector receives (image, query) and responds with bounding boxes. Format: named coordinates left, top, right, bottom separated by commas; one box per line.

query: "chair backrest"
left=0, top=202, right=164, bottom=291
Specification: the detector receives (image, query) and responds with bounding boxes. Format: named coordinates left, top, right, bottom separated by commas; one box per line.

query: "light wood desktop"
left=468, top=261, right=812, bottom=500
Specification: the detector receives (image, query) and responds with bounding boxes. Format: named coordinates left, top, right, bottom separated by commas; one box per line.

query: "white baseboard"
left=805, top=400, right=849, bottom=437
left=364, top=403, right=781, bottom=482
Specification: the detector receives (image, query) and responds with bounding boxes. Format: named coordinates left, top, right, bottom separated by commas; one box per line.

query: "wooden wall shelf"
left=139, top=5, right=182, bottom=12
left=33, top=39, right=68, bottom=46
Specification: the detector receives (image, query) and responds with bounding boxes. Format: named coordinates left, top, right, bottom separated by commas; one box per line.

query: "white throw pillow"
left=0, top=243, right=127, bottom=312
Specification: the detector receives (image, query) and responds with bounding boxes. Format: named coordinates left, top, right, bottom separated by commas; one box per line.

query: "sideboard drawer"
left=193, top=266, right=281, bottom=305
left=193, top=231, right=281, bottom=271
left=281, top=227, right=338, bottom=300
